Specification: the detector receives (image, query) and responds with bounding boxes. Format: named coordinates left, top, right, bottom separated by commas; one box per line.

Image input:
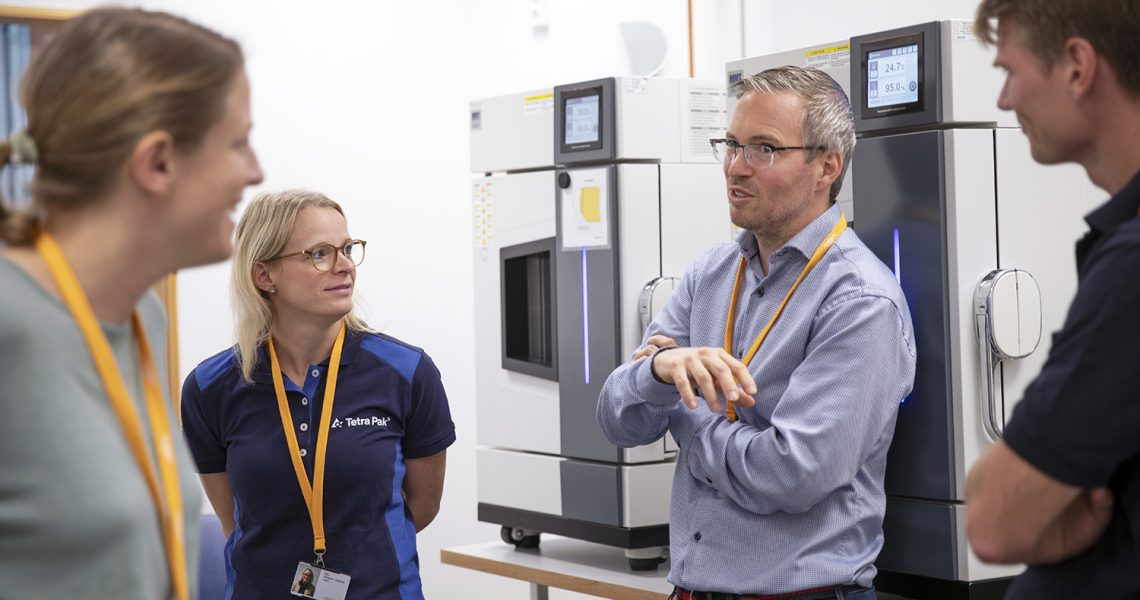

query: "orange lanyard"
left=36, top=233, right=188, bottom=600
left=268, top=321, right=345, bottom=566
left=723, top=213, right=847, bottom=422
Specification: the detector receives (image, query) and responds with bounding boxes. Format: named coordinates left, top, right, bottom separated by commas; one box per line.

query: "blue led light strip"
left=894, top=226, right=911, bottom=404
left=893, top=227, right=901, bottom=285
left=582, top=247, right=590, bottom=385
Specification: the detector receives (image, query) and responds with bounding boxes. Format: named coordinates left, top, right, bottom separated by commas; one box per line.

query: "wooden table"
left=441, top=536, right=673, bottom=600
left=442, top=536, right=919, bottom=600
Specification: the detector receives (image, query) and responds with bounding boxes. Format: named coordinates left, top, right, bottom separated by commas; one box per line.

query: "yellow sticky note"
left=580, top=187, right=601, bottom=222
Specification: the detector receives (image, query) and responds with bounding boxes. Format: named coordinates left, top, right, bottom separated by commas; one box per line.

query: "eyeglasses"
left=709, top=139, right=827, bottom=169
left=265, top=239, right=367, bottom=272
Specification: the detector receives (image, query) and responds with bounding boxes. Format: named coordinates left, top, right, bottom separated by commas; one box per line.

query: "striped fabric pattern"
left=598, top=203, right=916, bottom=595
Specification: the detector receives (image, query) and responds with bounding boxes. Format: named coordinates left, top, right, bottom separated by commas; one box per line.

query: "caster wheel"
left=628, top=557, right=661, bottom=571
left=500, top=526, right=541, bottom=548
left=626, top=546, right=666, bottom=571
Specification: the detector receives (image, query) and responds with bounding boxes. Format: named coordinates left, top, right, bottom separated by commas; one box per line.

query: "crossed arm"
left=965, top=441, right=1113, bottom=565
left=600, top=290, right=915, bottom=515
left=680, top=295, right=914, bottom=514
left=964, top=249, right=1140, bottom=565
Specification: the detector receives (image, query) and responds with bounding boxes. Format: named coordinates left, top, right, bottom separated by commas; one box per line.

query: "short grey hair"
left=732, top=66, right=855, bottom=202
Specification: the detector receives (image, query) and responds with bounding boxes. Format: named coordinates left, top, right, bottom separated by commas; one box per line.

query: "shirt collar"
left=250, top=327, right=363, bottom=385
left=734, top=202, right=844, bottom=263
left=1084, top=167, right=1140, bottom=236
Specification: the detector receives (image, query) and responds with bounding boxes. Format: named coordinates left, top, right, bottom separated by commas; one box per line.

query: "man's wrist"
left=636, top=347, right=683, bottom=407
left=650, top=345, right=679, bottom=384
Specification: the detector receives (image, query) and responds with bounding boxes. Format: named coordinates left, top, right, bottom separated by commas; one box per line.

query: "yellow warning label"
left=524, top=92, right=554, bottom=114
left=580, top=187, right=601, bottom=222
left=805, top=43, right=850, bottom=58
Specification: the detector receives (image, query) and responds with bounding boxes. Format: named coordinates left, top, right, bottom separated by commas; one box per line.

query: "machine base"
left=478, top=502, right=669, bottom=549
left=874, top=571, right=1013, bottom=600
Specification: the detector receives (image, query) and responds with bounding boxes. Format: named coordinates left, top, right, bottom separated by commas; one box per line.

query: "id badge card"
left=290, top=561, right=351, bottom=600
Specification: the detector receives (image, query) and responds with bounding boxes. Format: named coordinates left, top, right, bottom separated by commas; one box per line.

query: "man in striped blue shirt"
left=597, top=66, right=915, bottom=600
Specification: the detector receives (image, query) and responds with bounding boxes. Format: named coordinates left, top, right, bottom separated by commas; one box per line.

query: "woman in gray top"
left=0, top=8, right=263, bottom=599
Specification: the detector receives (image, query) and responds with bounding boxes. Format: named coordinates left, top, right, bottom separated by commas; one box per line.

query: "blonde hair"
left=0, top=7, right=243, bottom=244
left=232, top=190, right=371, bottom=382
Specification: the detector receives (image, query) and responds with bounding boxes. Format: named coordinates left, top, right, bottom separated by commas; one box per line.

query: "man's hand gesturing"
left=650, top=344, right=757, bottom=412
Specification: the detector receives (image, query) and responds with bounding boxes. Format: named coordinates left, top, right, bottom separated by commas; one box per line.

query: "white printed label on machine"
left=681, top=81, right=726, bottom=163
left=523, top=92, right=554, bottom=114
left=560, top=167, right=610, bottom=249
left=472, top=180, right=494, bottom=250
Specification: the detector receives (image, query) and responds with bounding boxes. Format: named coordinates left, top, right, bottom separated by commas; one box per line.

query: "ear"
left=128, top=130, right=177, bottom=196
left=252, top=261, right=276, bottom=295
left=1061, top=37, right=1098, bottom=99
left=816, top=150, right=843, bottom=195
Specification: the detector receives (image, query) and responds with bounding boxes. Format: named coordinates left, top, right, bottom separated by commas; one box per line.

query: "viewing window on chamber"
left=500, top=237, right=558, bottom=381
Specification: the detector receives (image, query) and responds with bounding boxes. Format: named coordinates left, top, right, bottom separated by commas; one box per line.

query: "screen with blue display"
left=564, top=94, right=600, bottom=145
left=867, top=44, right=919, bottom=108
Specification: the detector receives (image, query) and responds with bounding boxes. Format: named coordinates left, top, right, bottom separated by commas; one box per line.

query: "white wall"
left=743, top=0, right=983, bottom=57
left=16, top=1, right=995, bottom=598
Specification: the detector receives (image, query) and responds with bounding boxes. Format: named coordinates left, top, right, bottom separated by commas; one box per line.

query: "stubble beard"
left=728, top=176, right=823, bottom=252
left=727, top=176, right=766, bottom=234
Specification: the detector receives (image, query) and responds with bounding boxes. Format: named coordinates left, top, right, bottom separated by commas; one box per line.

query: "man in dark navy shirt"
left=966, top=1, right=1140, bottom=597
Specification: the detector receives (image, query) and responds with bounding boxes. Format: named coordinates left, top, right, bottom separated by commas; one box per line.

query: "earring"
left=269, top=287, right=277, bottom=294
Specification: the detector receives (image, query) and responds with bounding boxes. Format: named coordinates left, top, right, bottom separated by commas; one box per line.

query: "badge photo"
left=291, top=561, right=352, bottom=600
left=290, top=563, right=320, bottom=598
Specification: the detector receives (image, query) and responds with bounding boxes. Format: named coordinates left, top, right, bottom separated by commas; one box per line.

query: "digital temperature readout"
left=867, top=44, right=919, bottom=108
left=565, top=94, right=600, bottom=145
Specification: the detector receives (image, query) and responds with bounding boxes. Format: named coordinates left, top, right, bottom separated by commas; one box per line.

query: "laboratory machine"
left=470, top=77, right=733, bottom=569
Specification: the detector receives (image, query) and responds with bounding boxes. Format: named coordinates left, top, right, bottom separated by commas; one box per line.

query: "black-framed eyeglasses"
left=265, top=239, right=367, bottom=272
left=709, top=138, right=827, bottom=169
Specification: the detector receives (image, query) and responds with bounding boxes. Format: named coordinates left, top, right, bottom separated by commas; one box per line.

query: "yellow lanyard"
left=722, top=213, right=847, bottom=422
left=35, top=233, right=188, bottom=600
left=268, top=321, right=346, bottom=565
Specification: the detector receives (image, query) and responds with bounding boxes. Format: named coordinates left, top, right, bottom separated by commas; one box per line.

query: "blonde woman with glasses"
left=181, top=190, right=454, bottom=600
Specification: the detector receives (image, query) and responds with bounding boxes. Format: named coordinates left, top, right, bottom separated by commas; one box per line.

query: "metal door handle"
left=638, top=277, right=680, bottom=336
left=973, top=269, right=1043, bottom=442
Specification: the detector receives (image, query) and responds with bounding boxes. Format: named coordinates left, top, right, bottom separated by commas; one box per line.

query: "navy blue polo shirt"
left=181, top=330, right=455, bottom=600
left=1002, top=168, right=1140, bottom=598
